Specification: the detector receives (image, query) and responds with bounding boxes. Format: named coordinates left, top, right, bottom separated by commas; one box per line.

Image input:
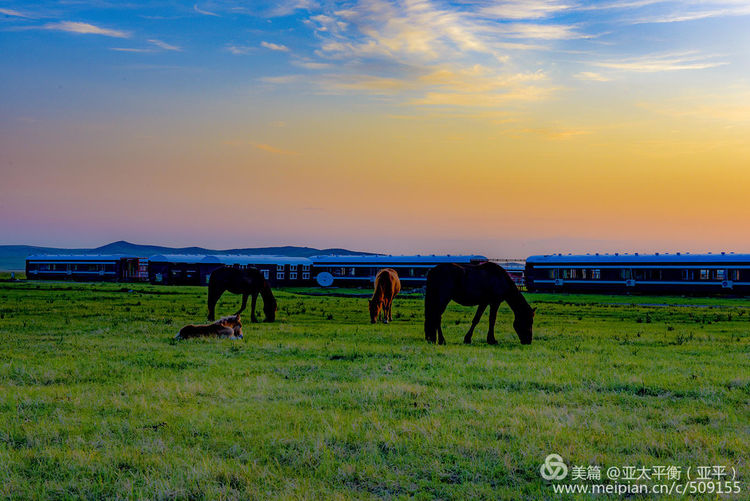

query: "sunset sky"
left=1, top=1, right=749, bottom=257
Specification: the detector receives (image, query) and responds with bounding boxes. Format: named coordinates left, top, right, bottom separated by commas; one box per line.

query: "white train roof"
left=149, top=254, right=312, bottom=265
left=527, top=253, right=750, bottom=264
left=311, top=254, right=487, bottom=264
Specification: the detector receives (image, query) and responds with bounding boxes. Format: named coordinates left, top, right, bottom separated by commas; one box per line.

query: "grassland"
left=0, top=281, right=748, bottom=499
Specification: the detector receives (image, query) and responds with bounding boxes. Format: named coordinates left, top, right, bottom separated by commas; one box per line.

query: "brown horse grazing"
left=424, top=262, right=535, bottom=345
left=369, top=268, right=401, bottom=323
left=207, top=266, right=277, bottom=322
left=176, top=314, right=243, bottom=340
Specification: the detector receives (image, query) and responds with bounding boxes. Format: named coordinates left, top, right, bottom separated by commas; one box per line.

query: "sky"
left=1, top=0, right=749, bottom=257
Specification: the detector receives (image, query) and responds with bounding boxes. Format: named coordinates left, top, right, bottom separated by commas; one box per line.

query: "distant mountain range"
left=0, top=240, right=374, bottom=270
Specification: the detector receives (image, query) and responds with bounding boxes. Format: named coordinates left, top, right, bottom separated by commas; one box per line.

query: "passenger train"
left=525, top=253, right=750, bottom=295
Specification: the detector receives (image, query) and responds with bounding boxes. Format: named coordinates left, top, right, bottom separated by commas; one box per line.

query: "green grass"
left=1, top=281, right=748, bottom=499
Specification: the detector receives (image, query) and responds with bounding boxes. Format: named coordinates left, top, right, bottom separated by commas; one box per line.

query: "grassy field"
left=1, top=281, right=748, bottom=499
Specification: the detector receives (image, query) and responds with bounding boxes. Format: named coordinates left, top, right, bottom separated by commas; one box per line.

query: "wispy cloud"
left=111, top=47, right=151, bottom=53
left=629, top=2, right=750, bottom=24
left=246, top=0, right=743, bottom=114
left=111, top=39, right=181, bottom=53
left=292, top=58, right=332, bottom=70
left=575, top=71, right=611, bottom=81
left=261, top=41, right=290, bottom=52
left=0, top=7, right=30, bottom=18
left=479, top=1, right=573, bottom=20
left=43, top=21, right=129, bottom=38
left=411, top=86, right=555, bottom=107
left=593, top=51, right=727, bottom=72
left=260, top=75, right=303, bottom=85
left=253, top=143, right=299, bottom=155
left=489, top=22, right=588, bottom=40
left=267, top=0, right=319, bottom=17
left=194, top=4, right=220, bottom=17
left=148, top=39, right=181, bottom=51
left=226, top=44, right=253, bottom=55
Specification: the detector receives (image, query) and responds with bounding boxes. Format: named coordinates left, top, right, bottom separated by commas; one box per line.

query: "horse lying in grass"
left=176, top=314, right=243, bottom=340
left=208, top=266, right=277, bottom=322
left=369, top=268, right=401, bottom=323
left=424, top=262, right=535, bottom=345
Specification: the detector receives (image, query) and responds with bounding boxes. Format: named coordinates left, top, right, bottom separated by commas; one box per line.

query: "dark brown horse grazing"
left=207, top=266, right=277, bottom=322
left=424, top=262, right=535, bottom=345
left=369, top=268, right=401, bottom=323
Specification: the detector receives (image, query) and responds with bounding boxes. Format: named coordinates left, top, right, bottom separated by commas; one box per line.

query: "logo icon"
left=540, top=454, right=568, bottom=480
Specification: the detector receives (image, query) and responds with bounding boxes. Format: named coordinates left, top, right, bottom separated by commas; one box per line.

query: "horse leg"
left=207, top=287, right=223, bottom=321
left=425, top=293, right=449, bottom=344
left=387, top=297, right=394, bottom=323
left=487, top=303, right=500, bottom=345
left=464, top=304, right=487, bottom=344
left=383, top=298, right=390, bottom=324
left=250, top=293, right=258, bottom=323
left=235, top=293, right=249, bottom=318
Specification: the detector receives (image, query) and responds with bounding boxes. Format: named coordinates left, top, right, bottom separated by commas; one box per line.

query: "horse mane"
left=487, top=262, right=533, bottom=318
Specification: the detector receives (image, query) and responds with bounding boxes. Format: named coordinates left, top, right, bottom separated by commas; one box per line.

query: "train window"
left=700, top=269, right=709, bottom=280
left=277, top=272, right=285, bottom=280
left=303, top=265, right=310, bottom=271
left=716, top=269, right=726, bottom=280
left=290, top=272, right=297, bottom=280
left=262, top=270, right=269, bottom=279
left=592, top=269, right=600, bottom=279
left=302, top=272, right=310, bottom=280
left=570, top=269, right=577, bottom=279
left=621, top=269, right=632, bottom=280
left=290, top=265, right=297, bottom=272
left=277, top=264, right=284, bottom=272
left=731, top=270, right=740, bottom=281
left=409, top=268, right=415, bottom=277
left=581, top=269, right=587, bottom=279
left=682, top=270, right=693, bottom=280
left=350, top=268, right=355, bottom=276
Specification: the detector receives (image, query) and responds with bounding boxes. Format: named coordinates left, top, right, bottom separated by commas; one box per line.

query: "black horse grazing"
left=207, top=266, right=277, bottom=322
left=424, top=262, right=535, bottom=345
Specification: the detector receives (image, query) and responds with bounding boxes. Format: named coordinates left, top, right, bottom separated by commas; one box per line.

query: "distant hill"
left=0, top=240, right=374, bottom=270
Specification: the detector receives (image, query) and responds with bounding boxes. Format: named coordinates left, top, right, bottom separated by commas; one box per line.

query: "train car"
left=148, top=254, right=313, bottom=286
left=525, top=252, right=750, bottom=295
left=311, top=254, right=488, bottom=287
left=208, top=255, right=313, bottom=287
left=25, top=254, right=148, bottom=282
left=148, top=255, right=215, bottom=286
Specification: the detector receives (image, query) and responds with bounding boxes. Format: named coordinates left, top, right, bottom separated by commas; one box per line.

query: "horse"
left=424, top=262, right=535, bottom=345
left=369, top=268, right=401, bottom=323
left=207, top=266, right=277, bottom=322
left=176, top=314, right=243, bottom=340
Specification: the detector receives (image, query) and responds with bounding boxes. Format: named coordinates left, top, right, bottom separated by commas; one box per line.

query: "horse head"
left=262, top=283, right=277, bottom=322
left=368, top=298, right=382, bottom=324
left=513, top=307, right=536, bottom=345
